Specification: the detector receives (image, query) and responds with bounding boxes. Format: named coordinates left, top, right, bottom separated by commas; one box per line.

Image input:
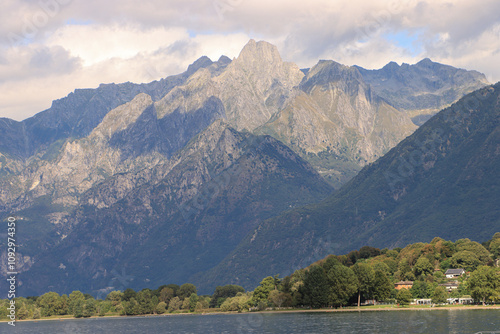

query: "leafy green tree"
left=359, top=246, right=381, bottom=259
left=32, top=308, right=41, bottom=319
left=455, top=239, right=491, bottom=263
left=411, top=281, right=429, bottom=299
left=106, top=291, right=124, bottom=307
left=268, top=290, right=291, bottom=308
left=372, top=270, right=393, bottom=302
left=178, top=284, right=197, bottom=300
left=17, top=304, right=29, bottom=320
left=468, top=266, right=500, bottom=305
left=36, top=292, right=66, bottom=317
left=168, top=297, right=182, bottom=313
left=372, top=262, right=391, bottom=276
left=450, top=251, right=481, bottom=271
left=123, top=288, right=137, bottom=302
left=397, top=258, right=415, bottom=281
left=489, top=238, right=500, bottom=259
left=136, top=290, right=155, bottom=314
left=156, top=302, right=167, bottom=314
left=327, top=265, right=358, bottom=307
left=82, top=299, right=96, bottom=318
left=322, top=256, right=342, bottom=273
left=188, top=293, right=198, bottom=312
left=396, top=288, right=412, bottom=307
left=414, top=256, right=434, bottom=277
left=69, top=291, right=86, bottom=315
left=301, top=265, right=329, bottom=308
left=431, top=286, right=448, bottom=304
left=434, top=271, right=445, bottom=282
left=352, top=263, right=375, bottom=306
left=220, top=293, right=252, bottom=312
left=210, top=285, right=245, bottom=308
left=123, top=298, right=140, bottom=315
left=72, top=299, right=84, bottom=318
left=159, top=287, right=175, bottom=304
left=252, top=277, right=275, bottom=305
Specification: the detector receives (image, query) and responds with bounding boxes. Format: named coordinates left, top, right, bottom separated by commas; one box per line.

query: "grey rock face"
left=355, top=58, right=490, bottom=124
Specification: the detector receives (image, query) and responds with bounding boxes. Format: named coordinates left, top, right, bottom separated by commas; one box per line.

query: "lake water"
left=4, top=309, right=500, bottom=333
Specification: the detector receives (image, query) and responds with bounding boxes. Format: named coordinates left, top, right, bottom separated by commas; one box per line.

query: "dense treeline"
left=3, top=234, right=499, bottom=320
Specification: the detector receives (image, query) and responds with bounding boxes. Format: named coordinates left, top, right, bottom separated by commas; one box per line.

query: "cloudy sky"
left=1, top=0, right=500, bottom=121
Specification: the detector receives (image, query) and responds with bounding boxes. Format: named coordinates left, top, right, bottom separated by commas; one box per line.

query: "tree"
left=136, top=290, right=155, bottom=314
left=450, top=251, right=481, bottom=271
left=301, top=265, right=329, bottom=308
left=123, top=298, right=140, bottom=315
left=327, top=265, right=358, bottom=307
left=72, top=299, right=84, bottom=318
left=210, top=285, right=245, bottom=308
left=178, top=284, right=197, bottom=300
left=155, top=302, right=167, bottom=314
left=17, top=304, right=29, bottom=320
left=106, top=291, right=124, bottom=307
left=455, top=239, right=491, bottom=263
left=188, top=293, right=198, bottom=312
left=414, top=256, right=434, bottom=278
left=69, top=291, right=86, bottom=315
left=468, top=266, right=500, bottom=305
left=372, top=270, right=393, bottom=302
left=159, top=287, right=175, bottom=304
left=168, top=297, right=182, bottom=312
left=82, top=299, right=96, bottom=318
left=397, top=258, right=415, bottom=281
left=36, top=292, right=66, bottom=317
left=411, top=281, right=429, bottom=299
left=352, top=263, right=375, bottom=307
left=268, top=290, right=291, bottom=308
left=490, top=238, right=500, bottom=259
left=32, top=307, right=41, bottom=319
left=123, top=288, right=137, bottom=302
left=359, top=246, right=381, bottom=259
left=252, top=277, right=275, bottom=305
left=431, top=286, right=448, bottom=305
left=396, top=288, right=412, bottom=307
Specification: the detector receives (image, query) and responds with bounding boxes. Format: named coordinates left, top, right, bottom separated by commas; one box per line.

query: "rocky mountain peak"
left=234, top=39, right=282, bottom=66
left=215, top=40, right=304, bottom=131
left=186, top=56, right=214, bottom=77
left=300, top=60, right=364, bottom=93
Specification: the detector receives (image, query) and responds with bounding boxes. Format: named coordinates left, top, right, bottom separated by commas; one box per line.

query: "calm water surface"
left=4, top=309, right=500, bottom=334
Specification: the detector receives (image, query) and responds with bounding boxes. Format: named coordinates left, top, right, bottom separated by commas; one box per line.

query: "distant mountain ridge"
left=355, top=58, right=489, bottom=125
left=0, top=39, right=492, bottom=297
left=200, top=83, right=500, bottom=291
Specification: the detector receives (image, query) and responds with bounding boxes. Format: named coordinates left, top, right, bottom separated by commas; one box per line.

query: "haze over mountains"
left=0, top=40, right=494, bottom=296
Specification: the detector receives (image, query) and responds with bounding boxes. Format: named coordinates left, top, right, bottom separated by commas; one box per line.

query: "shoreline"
left=4, top=304, right=500, bottom=324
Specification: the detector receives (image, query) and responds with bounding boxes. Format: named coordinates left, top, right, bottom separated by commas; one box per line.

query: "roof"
left=395, top=281, right=414, bottom=285
left=445, top=269, right=465, bottom=275
left=439, top=282, right=460, bottom=287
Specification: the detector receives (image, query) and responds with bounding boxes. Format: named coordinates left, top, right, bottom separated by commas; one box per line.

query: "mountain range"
left=0, top=40, right=495, bottom=296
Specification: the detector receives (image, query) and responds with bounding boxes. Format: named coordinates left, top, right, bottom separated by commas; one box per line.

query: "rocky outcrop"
left=355, top=58, right=490, bottom=124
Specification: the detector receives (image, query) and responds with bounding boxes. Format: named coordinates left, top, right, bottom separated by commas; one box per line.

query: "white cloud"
left=1, top=0, right=499, bottom=120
